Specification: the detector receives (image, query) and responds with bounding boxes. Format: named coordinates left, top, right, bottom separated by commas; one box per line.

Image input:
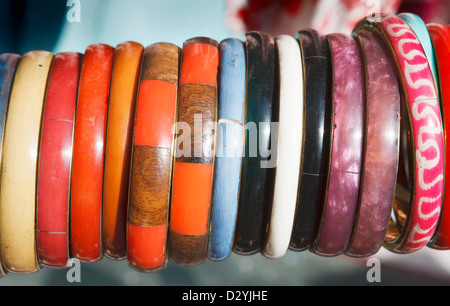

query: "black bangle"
left=233, top=31, right=279, bottom=255
left=289, top=29, right=333, bottom=251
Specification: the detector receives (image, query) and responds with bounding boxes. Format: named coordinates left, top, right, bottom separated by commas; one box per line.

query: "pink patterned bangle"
left=355, top=14, right=445, bottom=254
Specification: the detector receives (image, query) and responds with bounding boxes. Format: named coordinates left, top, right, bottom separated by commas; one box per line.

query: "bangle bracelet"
left=345, top=28, right=401, bottom=257
left=168, top=37, right=219, bottom=265
left=207, top=38, right=246, bottom=261
left=426, top=24, right=450, bottom=249
left=262, top=34, right=303, bottom=259
left=37, top=52, right=82, bottom=268
left=102, top=41, right=143, bottom=260
left=128, top=42, right=180, bottom=272
left=70, top=44, right=114, bottom=262
left=398, top=13, right=439, bottom=93
left=0, top=53, right=21, bottom=276
left=312, top=33, right=364, bottom=256
left=356, top=14, right=444, bottom=254
left=0, top=51, right=53, bottom=273
left=233, top=31, right=278, bottom=255
left=289, top=29, right=333, bottom=251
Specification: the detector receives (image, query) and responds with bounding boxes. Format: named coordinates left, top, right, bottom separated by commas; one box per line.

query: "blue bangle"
left=207, top=38, right=246, bottom=261
left=398, top=13, right=439, bottom=92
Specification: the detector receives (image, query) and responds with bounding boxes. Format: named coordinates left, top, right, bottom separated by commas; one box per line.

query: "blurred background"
left=1, top=0, right=450, bottom=286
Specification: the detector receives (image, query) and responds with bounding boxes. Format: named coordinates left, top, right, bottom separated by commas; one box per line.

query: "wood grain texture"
left=129, top=145, right=171, bottom=226
left=168, top=37, right=218, bottom=266
left=127, top=42, right=180, bottom=272
left=102, top=41, right=143, bottom=260
left=0, top=51, right=54, bottom=273
left=233, top=31, right=278, bottom=255
left=176, top=83, right=216, bottom=164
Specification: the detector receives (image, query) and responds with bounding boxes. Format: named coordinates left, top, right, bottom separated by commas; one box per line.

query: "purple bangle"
left=345, top=28, right=401, bottom=257
left=312, top=33, right=365, bottom=256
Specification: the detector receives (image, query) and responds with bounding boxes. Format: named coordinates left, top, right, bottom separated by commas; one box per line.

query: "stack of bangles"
left=0, top=12, right=449, bottom=275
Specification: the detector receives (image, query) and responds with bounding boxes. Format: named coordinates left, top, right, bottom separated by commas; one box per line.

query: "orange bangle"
left=127, top=43, right=180, bottom=272
left=168, top=37, right=219, bottom=266
left=70, top=44, right=114, bottom=262
left=102, top=41, right=143, bottom=260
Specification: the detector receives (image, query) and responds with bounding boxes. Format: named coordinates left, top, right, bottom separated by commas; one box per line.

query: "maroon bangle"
left=312, top=33, right=364, bottom=256
left=345, top=28, right=401, bottom=257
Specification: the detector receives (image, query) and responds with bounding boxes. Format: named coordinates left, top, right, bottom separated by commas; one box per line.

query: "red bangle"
left=312, top=33, right=364, bottom=256
left=37, top=52, right=83, bottom=268
left=346, top=28, right=401, bottom=257
left=102, top=41, right=143, bottom=260
left=359, top=15, right=444, bottom=254
left=127, top=43, right=180, bottom=272
left=426, top=24, right=450, bottom=249
left=168, top=37, right=219, bottom=265
left=70, top=44, right=115, bottom=262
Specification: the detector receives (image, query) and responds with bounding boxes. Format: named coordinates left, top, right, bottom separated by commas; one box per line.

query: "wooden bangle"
left=233, top=31, right=278, bottom=255
left=208, top=38, right=246, bottom=261
left=426, top=24, right=450, bottom=249
left=398, top=13, right=439, bottom=92
left=168, top=37, right=219, bottom=265
left=355, top=15, right=444, bottom=254
left=345, top=28, right=400, bottom=257
left=70, top=44, right=114, bottom=262
left=311, top=33, right=365, bottom=256
left=37, top=52, right=83, bottom=268
left=127, top=42, right=180, bottom=272
left=102, top=41, right=143, bottom=260
left=0, top=51, right=54, bottom=273
left=289, top=29, right=333, bottom=251
left=262, top=35, right=303, bottom=259
left=0, top=53, right=21, bottom=276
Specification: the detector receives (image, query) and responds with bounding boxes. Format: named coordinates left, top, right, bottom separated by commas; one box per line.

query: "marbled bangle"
left=289, top=29, right=333, bottom=251
left=208, top=38, right=246, bottom=261
left=345, top=28, right=401, bottom=257
left=234, top=32, right=278, bottom=255
left=357, top=14, right=444, bottom=254
left=312, top=33, right=364, bottom=257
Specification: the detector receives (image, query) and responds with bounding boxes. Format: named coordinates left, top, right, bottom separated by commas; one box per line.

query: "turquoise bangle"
left=208, top=38, right=246, bottom=261
left=398, top=13, right=439, bottom=93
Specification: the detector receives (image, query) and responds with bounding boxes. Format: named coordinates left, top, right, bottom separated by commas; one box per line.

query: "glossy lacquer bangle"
left=102, top=41, right=143, bottom=260
left=357, top=15, right=444, bottom=254
left=312, top=33, right=364, bottom=256
left=0, top=51, right=53, bottom=273
left=168, top=37, right=219, bottom=265
left=70, top=44, right=114, bottom=262
left=289, top=29, right=333, bottom=251
left=37, top=52, right=82, bottom=268
left=426, top=24, right=450, bottom=249
left=345, top=28, right=400, bottom=257
left=0, top=53, right=21, bottom=276
left=262, top=35, right=303, bottom=259
left=128, top=43, right=180, bottom=272
left=234, top=32, right=278, bottom=255
left=208, top=38, right=246, bottom=261
left=398, top=13, right=439, bottom=92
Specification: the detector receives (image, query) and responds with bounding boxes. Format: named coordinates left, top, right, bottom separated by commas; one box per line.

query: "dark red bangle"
left=312, top=33, right=364, bottom=256
left=70, top=44, right=114, bottom=262
left=346, top=28, right=401, bottom=257
left=426, top=24, right=450, bottom=249
left=37, top=52, right=83, bottom=268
